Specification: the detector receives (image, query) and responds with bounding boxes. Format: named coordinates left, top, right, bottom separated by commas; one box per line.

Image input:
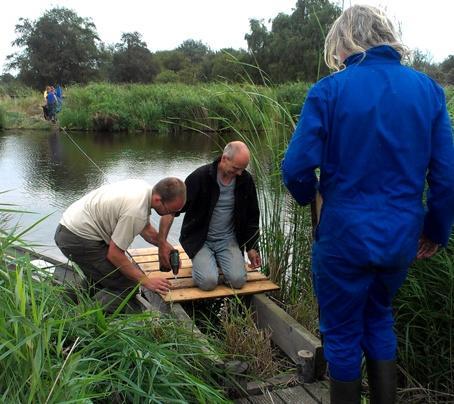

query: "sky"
left=1, top=0, right=453, bottom=73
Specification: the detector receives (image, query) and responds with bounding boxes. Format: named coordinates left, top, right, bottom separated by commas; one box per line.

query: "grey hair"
left=324, top=4, right=408, bottom=71
left=223, top=141, right=249, bottom=160
left=152, top=177, right=186, bottom=203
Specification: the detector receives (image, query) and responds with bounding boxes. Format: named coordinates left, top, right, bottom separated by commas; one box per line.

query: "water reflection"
left=0, top=130, right=227, bottom=258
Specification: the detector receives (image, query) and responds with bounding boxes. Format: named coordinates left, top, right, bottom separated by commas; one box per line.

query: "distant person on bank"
left=281, top=5, right=454, bottom=404
left=160, top=141, right=261, bottom=291
left=55, top=178, right=186, bottom=312
left=46, top=86, right=57, bottom=123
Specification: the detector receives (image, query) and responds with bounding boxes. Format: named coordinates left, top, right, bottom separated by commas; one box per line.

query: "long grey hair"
left=324, top=4, right=408, bottom=71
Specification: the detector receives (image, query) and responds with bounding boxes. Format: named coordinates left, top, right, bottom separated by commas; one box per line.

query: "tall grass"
left=395, top=234, right=454, bottom=399
left=206, top=72, right=454, bottom=397
left=0, top=203, right=232, bottom=403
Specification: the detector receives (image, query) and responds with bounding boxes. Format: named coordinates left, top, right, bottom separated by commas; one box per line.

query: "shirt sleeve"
left=423, top=87, right=454, bottom=246
left=281, top=83, right=327, bottom=205
left=111, top=215, right=148, bottom=251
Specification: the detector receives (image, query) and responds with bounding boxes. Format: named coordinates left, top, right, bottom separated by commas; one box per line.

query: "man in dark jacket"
left=160, top=141, right=261, bottom=290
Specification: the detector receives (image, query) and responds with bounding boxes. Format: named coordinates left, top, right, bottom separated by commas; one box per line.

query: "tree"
left=439, top=55, right=454, bottom=85
left=177, top=39, right=211, bottom=65
left=7, top=7, right=102, bottom=88
left=245, top=0, right=341, bottom=83
left=110, top=32, right=160, bottom=83
left=210, top=49, right=249, bottom=82
left=155, top=50, right=188, bottom=72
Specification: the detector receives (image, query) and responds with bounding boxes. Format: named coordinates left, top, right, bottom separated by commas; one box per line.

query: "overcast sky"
left=1, top=0, right=453, bottom=73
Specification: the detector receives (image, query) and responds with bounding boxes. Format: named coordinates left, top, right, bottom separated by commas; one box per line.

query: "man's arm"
left=158, top=214, right=176, bottom=269
left=140, top=223, right=159, bottom=245
left=107, top=240, right=171, bottom=294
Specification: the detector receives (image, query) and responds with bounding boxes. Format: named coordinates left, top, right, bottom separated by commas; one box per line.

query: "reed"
left=0, top=204, right=232, bottom=402
left=395, top=234, right=454, bottom=398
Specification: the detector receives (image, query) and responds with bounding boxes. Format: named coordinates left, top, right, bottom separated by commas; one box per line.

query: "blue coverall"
left=281, top=45, right=454, bottom=381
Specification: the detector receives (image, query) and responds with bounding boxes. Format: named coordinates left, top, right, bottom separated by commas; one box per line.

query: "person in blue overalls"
left=281, top=5, right=454, bottom=404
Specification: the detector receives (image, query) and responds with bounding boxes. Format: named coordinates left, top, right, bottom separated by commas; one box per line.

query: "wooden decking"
left=236, top=380, right=330, bottom=403
left=127, top=246, right=279, bottom=303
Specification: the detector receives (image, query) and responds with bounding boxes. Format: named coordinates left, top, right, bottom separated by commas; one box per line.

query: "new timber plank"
left=169, top=272, right=269, bottom=289
left=128, top=245, right=185, bottom=256
left=132, top=253, right=190, bottom=264
left=162, top=280, right=279, bottom=303
left=128, top=246, right=279, bottom=304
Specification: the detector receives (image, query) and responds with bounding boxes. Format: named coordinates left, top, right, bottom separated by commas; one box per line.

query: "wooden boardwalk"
left=236, top=380, right=330, bottom=403
left=128, top=246, right=279, bottom=303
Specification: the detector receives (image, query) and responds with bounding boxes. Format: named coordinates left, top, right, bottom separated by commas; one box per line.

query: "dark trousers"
left=54, top=224, right=140, bottom=313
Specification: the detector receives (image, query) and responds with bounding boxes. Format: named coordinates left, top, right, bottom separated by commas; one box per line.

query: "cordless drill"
left=160, top=249, right=180, bottom=279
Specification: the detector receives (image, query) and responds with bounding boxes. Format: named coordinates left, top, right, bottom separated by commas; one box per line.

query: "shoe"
left=330, top=377, right=361, bottom=404
left=366, top=358, right=396, bottom=404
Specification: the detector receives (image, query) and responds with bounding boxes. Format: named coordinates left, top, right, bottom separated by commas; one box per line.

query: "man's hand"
left=247, top=249, right=262, bottom=269
left=417, top=234, right=439, bottom=259
left=143, top=277, right=172, bottom=294
left=158, top=241, right=173, bottom=269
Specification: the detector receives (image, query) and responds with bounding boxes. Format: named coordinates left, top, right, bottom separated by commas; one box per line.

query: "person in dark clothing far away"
left=46, top=86, right=57, bottom=123
left=160, top=141, right=261, bottom=291
left=281, top=5, right=454, bottom=404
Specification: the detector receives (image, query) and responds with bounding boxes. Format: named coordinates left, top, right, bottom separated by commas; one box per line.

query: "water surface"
left=0, top=129, right=226, bottom=260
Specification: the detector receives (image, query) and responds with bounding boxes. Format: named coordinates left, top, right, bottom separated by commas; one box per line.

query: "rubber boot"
left=330, top=377, right=362, bottom=404
left=366, top=358, right=397, bottom=404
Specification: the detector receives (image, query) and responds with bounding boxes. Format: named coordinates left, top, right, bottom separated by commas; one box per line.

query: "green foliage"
left=177, top=39, right=211, bottom=65
left=110, top=32, right=160, bottom=83
left=245, top=0, right=341, bottom=83
left=7, top=7, right=102, bottom=88
left=155, top=69, right=180, bottom=84
left=53, top=82, right=310, bottom=133
left=218, top=298, right=282, bottom=379
left=0, top=202, right=231, bottom=402
left=0, top=105, right=5, bottom=130
left=395, top=235, right=454, bottom=397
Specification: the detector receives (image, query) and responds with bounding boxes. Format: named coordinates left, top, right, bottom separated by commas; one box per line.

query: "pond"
left=0, top=129, right=228, bottom=260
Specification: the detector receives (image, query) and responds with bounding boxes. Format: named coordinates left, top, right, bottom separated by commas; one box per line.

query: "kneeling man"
left=162, top=141, right=261, bottom=290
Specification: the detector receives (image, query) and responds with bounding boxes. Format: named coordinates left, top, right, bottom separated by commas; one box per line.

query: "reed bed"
left=395, top=234, right=454, bottom=399
left=0, top=203, right=231, bottom=403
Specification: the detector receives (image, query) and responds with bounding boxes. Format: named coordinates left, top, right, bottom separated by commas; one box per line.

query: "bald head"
left=223, top=141, right=250, bottom=162
left=219, top=141, right=250, bottom=183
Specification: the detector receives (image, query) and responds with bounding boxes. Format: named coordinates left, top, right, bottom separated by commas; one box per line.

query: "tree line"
left=2, top=0, right=453, bottom=89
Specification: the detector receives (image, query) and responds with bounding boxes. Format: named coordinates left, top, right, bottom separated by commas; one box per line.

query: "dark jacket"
left=179, top=158, right=260, bottom=258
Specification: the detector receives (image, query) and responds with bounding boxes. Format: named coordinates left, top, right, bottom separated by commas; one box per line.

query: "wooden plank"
left=251, top=294, right=326, bottom=380
left=304, top=381, right=330, bottom=404
left=245, top=390, right=286, bottom=404
left=161, top=280, right=279, bottom=303
left=132, top=252, right=190, bottom=264
left=246, top=373, right=297, bottom=395
left=128, top=245, right=186, bottom=256
left=275, top=385, right=318, bottom=404
left=140, top=262, right=258, bottom=274
left=168, top=272, right=269, bottom=289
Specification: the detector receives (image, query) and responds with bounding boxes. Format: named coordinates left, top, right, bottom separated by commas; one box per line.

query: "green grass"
left=0, top=201, right=233, bottom=403
left=395, top=234, right=454, bottom=399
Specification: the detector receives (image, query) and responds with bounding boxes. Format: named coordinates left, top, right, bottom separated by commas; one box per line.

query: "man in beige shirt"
left=54, top=177, right=186, bottom=312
